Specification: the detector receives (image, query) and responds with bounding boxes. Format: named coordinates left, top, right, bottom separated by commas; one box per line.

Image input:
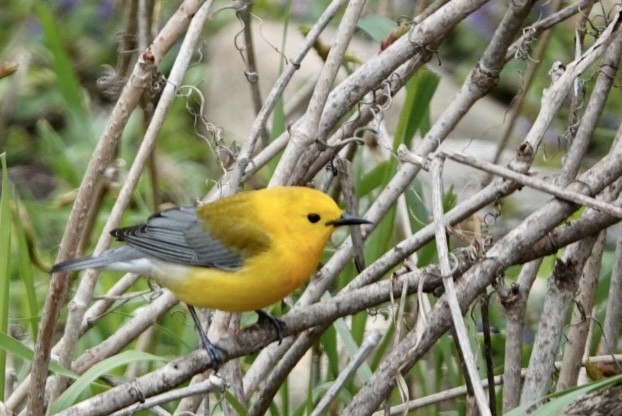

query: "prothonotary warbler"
left=52, top=186, right=371, bottom=368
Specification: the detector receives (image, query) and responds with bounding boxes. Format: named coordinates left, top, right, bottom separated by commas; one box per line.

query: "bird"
left=51, top=186, right=371, bottom=368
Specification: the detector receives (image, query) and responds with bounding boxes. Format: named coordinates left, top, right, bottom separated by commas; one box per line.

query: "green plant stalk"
left=278, top=377, right=290, bottom=416
left=15, top=204, right=40, bottom=340
left=0, top=153, right=11, bottom=400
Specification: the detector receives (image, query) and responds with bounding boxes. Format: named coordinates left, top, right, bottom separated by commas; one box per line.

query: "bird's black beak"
left=327, top=213, right=372, bottom=227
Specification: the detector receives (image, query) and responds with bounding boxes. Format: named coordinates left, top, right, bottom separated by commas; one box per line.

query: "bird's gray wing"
left=111, top=207, right=246, bottom=270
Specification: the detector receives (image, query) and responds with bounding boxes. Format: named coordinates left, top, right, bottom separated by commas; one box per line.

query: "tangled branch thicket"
left=7, top=0, right=622, bottom=415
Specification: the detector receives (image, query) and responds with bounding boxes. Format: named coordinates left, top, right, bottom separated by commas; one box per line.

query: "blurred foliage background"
left=1, top=0, right=622, bottom=414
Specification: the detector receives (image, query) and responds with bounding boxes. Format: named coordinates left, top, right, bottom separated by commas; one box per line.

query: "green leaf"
left=357, top=160, right=394, bottom=197
left=507, top=374, right=622, bottom=416
left=394, top=69, right=440, bottom=150
left=48, top=350, right=168, bottom=414
left=357, top=15, right=396, bottom=43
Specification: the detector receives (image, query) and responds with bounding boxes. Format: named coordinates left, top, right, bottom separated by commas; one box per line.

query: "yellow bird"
left=52, top=186, right=370, bottom=367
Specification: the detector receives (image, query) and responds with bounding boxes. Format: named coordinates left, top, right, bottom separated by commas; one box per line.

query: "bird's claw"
left=256, top=310, right=285, bottom=345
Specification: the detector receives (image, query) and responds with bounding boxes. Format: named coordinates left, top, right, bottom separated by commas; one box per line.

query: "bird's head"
left=256, top=187, right=371, bottom=248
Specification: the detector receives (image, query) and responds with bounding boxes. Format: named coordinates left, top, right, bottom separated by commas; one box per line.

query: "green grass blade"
left=0, top=153, right=11, bottom=401
left=369, top=321, right=394, bottom=371
left=35, top=3, right=87, bottom=123
left=0, top=329, right=76, bottom=379
left=320, top=324, right=339, bottom=379
left=224, top=390, right=248, bottom=415
left=48, top=350, right=168, bottom=414
left=14, top=203, right=40, bottom=339
left=37, top=121, right=83, bottom=186
left=333, top=318, right=372, bottom=382
left=277, top=378, right=289, bottom=416
left=350, top=310, right=367, bottom=346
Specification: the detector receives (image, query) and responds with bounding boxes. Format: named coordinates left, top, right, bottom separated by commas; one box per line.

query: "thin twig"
left=520, top=234, right=600, bottom=405
left=430, top=156, right=491, bottom=416
left=511, top=9, right=622, bottom=172
left=79, top=273, right=141, bottom=333
left=520, top=164, right=620, bottom=403
left=72, top=291, right=179, bottom=375
left=109, top=375, right=225, bottom=416
left=439, top=149, right=622, bottom=219
left=270, top=0, right=366, bottom=186
left=501, top=258, right=542, bottom=412
left=516, top=177, right=622, bottom=265
left=220, top=0, right=349, bottom=194
left=479, top=294, right=497, bottom=415
left=505, top=0, right=597, bottom=61
left=342, top=103, right=622, bottom=416
left=598, top=239, right=622, bottom=356
left=235, top=0, right=269, bottom=146
left=491, top=0, right=564, bottom=165
left=49, top=0, right=214, bottom=403
left=557, top=232, right=606, bottom=390
left=560, top=13, right=622, bottom=181
left=372, top=353, right=622, bottom=415
left=310, top=331, right=382, bottom=416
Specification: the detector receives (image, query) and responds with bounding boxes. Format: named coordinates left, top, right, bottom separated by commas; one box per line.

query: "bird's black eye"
left=307, top=213, right=321, bottom=223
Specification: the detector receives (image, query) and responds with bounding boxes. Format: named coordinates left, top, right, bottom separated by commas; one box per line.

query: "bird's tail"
left=50, top=247, right=145, bottom=274
left=51, top=255, right=111, bottom=274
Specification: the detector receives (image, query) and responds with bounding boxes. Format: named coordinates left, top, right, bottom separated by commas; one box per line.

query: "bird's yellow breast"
left=153, top=234, right=324, bottom=312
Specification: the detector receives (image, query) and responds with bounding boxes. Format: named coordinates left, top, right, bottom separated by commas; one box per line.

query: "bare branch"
left=29, top=1, right=212, bottom=414
left=431, top=156, right=491, bottom=415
